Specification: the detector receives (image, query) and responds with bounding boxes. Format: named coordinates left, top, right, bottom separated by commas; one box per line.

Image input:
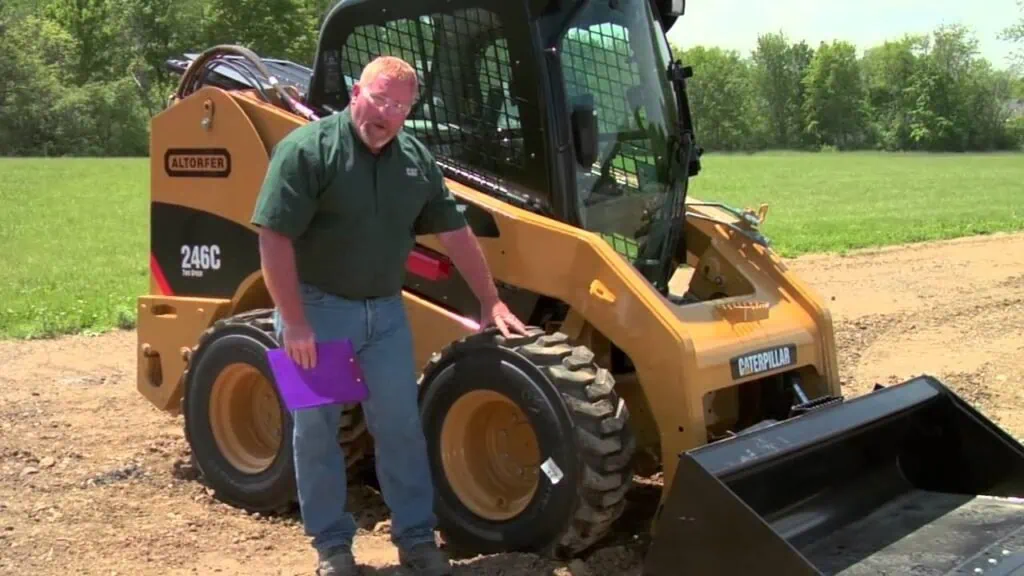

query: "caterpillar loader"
left=137, top=0, right=1024, bottom=572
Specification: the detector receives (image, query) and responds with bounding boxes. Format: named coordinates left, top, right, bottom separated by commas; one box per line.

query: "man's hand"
left=436, top=226, right=529, bottom=339
left=481, top=298, right=529, bottom=339
left=282, top=320, right=318, bottom=369
left=259, top=227, right=318, bottom=369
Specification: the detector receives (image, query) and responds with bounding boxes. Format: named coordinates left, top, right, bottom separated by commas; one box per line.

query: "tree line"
left=675, top=27, right=1024, bottom=153
left=1, top=0, right=1022, bottom=157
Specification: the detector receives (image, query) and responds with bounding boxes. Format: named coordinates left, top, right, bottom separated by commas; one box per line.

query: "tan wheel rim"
left=440, top=389, right=541, bottom=521
left=209, top=362, right=283, bottom=474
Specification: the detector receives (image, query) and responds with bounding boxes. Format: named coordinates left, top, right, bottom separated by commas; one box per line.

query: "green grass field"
left=696, top=151, right=1024, bottom=255
left=1, top=152, right=1022, bottom=340
left=1, top=158, right=149, bottom=339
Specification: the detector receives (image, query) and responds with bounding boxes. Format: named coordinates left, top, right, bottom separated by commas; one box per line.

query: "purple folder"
left=266, top=339, right=369, bottom=411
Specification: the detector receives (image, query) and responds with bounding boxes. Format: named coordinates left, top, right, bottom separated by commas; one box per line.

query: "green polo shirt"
left=251, top=107, right=467, bottom=300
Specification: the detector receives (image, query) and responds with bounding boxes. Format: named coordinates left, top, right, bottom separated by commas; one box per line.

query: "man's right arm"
left=258, top=228, right=306, bottom=329
left=250, top=134, right=322, bottom=367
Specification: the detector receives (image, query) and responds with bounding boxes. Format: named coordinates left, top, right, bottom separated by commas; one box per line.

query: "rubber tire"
left=182, top=309, right=370, bottom=513
left=418, top=327, right=636, bottom=558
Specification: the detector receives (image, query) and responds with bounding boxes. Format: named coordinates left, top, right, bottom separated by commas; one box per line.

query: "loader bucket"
left=643, top=375, right=1024, bottom=576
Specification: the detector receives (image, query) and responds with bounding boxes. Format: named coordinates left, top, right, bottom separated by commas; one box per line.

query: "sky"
left=665, top=0, right=1023, bottom=69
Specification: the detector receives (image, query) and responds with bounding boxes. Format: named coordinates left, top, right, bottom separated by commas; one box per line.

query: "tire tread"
left=500, top=328, right=635, bottom=556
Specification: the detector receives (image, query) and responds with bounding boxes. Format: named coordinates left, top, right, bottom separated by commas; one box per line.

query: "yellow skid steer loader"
left=136, top=0, right=1024, bottom=573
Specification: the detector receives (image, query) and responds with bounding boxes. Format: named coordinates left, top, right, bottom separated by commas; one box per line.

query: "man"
left=250, top=56, right=529, bottom=575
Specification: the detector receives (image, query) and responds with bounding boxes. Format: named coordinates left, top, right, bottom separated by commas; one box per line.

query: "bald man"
left=251, top=56, right=528, bottom=575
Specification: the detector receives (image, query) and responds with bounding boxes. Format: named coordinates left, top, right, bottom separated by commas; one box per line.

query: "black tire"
left=418, top=327, right=635, bottom=558
left=182, top=309, right=370, bottom=512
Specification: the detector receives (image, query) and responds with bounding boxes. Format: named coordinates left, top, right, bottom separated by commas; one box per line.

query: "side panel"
left=140, top=87, right=285, bottom=412
left=150, top=201, right=262, bottom=298
left=149, top=88, right=274, bottom=265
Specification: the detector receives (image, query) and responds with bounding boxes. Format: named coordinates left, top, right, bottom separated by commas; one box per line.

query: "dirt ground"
left=2, top=232, right=1024, bottom=576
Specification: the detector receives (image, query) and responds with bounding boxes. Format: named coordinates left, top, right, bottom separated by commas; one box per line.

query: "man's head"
left=349, top=56, right=419, bottom=153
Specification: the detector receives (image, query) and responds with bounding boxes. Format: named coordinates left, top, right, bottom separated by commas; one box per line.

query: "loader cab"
left=305, top=0, right=559, bottom=215
left=305, top=0, right=700, bottom=292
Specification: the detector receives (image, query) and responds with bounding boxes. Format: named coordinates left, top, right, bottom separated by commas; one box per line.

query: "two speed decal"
left=181, top=244, right=221, bottom=278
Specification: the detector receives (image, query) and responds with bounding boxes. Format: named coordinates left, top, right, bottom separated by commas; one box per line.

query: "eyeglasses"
left=364, top=90, right=414, bottom=116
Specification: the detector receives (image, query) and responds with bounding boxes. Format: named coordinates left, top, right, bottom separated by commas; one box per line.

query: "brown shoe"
left=398, top=542, right=452, bottom=575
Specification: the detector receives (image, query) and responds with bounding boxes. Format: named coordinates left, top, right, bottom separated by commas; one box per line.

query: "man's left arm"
left=414, top=165, right=528, bottom=337
left=436, top=225, right=499, bottom=309
left=435, top=226, right=527, bottom=337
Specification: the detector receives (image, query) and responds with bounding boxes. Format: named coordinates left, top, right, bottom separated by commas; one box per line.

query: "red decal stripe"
left=406, top=249, right=452, bottom=281
left=150, top=252, right=174, bottom=296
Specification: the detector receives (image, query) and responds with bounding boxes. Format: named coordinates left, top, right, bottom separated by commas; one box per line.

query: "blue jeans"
left=272, top=283, right=437, bottom=557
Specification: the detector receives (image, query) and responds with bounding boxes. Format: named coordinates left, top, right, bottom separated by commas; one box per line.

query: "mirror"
left=571, top=94, right=599, bottom=168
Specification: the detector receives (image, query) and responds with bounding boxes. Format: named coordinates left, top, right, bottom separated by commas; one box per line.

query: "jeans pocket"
left=299, top=283, right=330, bottom=306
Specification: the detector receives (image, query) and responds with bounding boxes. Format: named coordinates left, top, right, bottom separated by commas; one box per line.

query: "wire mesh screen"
left=558, top=21, right=676, bottom=266
left=560, top=23, right=657, bottom=197
left=340, top=10, right=533, bottom=200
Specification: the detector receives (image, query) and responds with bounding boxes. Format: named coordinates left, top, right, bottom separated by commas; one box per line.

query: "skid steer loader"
left=137, top=0, right=1024, bottom=572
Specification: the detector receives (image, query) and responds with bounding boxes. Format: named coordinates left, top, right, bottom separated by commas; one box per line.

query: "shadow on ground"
left=174, top=448, right=665, bottom=575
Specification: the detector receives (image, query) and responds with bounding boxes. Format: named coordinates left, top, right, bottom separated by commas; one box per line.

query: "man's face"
left=350, top=73, right=417, bottom=153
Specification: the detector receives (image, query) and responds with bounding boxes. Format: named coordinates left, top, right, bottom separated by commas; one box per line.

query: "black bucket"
left=643, top=375, right=1024, bottom=575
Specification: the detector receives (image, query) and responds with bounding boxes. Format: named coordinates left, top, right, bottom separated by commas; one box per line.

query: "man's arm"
left=250, top=132, right=322, bottom=367
left=436, top=225, right=500, bottom=308
left=415, top=156, right=527, bottom=337
left=258, top=228, right=306, bottom=329
left=436, top=225, right=527, bottom=337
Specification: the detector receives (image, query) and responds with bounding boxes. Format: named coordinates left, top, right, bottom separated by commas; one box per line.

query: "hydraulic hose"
left=175, top=44, right=319, bottom=121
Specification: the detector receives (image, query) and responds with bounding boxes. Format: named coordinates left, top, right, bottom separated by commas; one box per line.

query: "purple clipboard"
left=266, top=339, right=369, bottom=411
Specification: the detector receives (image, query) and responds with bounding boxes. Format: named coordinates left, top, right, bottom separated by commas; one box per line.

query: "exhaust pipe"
left=643, top=375, right=1024, bottom=575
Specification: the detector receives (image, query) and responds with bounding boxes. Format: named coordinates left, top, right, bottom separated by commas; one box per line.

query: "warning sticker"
left=540, top=457, right=564, bottom=485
